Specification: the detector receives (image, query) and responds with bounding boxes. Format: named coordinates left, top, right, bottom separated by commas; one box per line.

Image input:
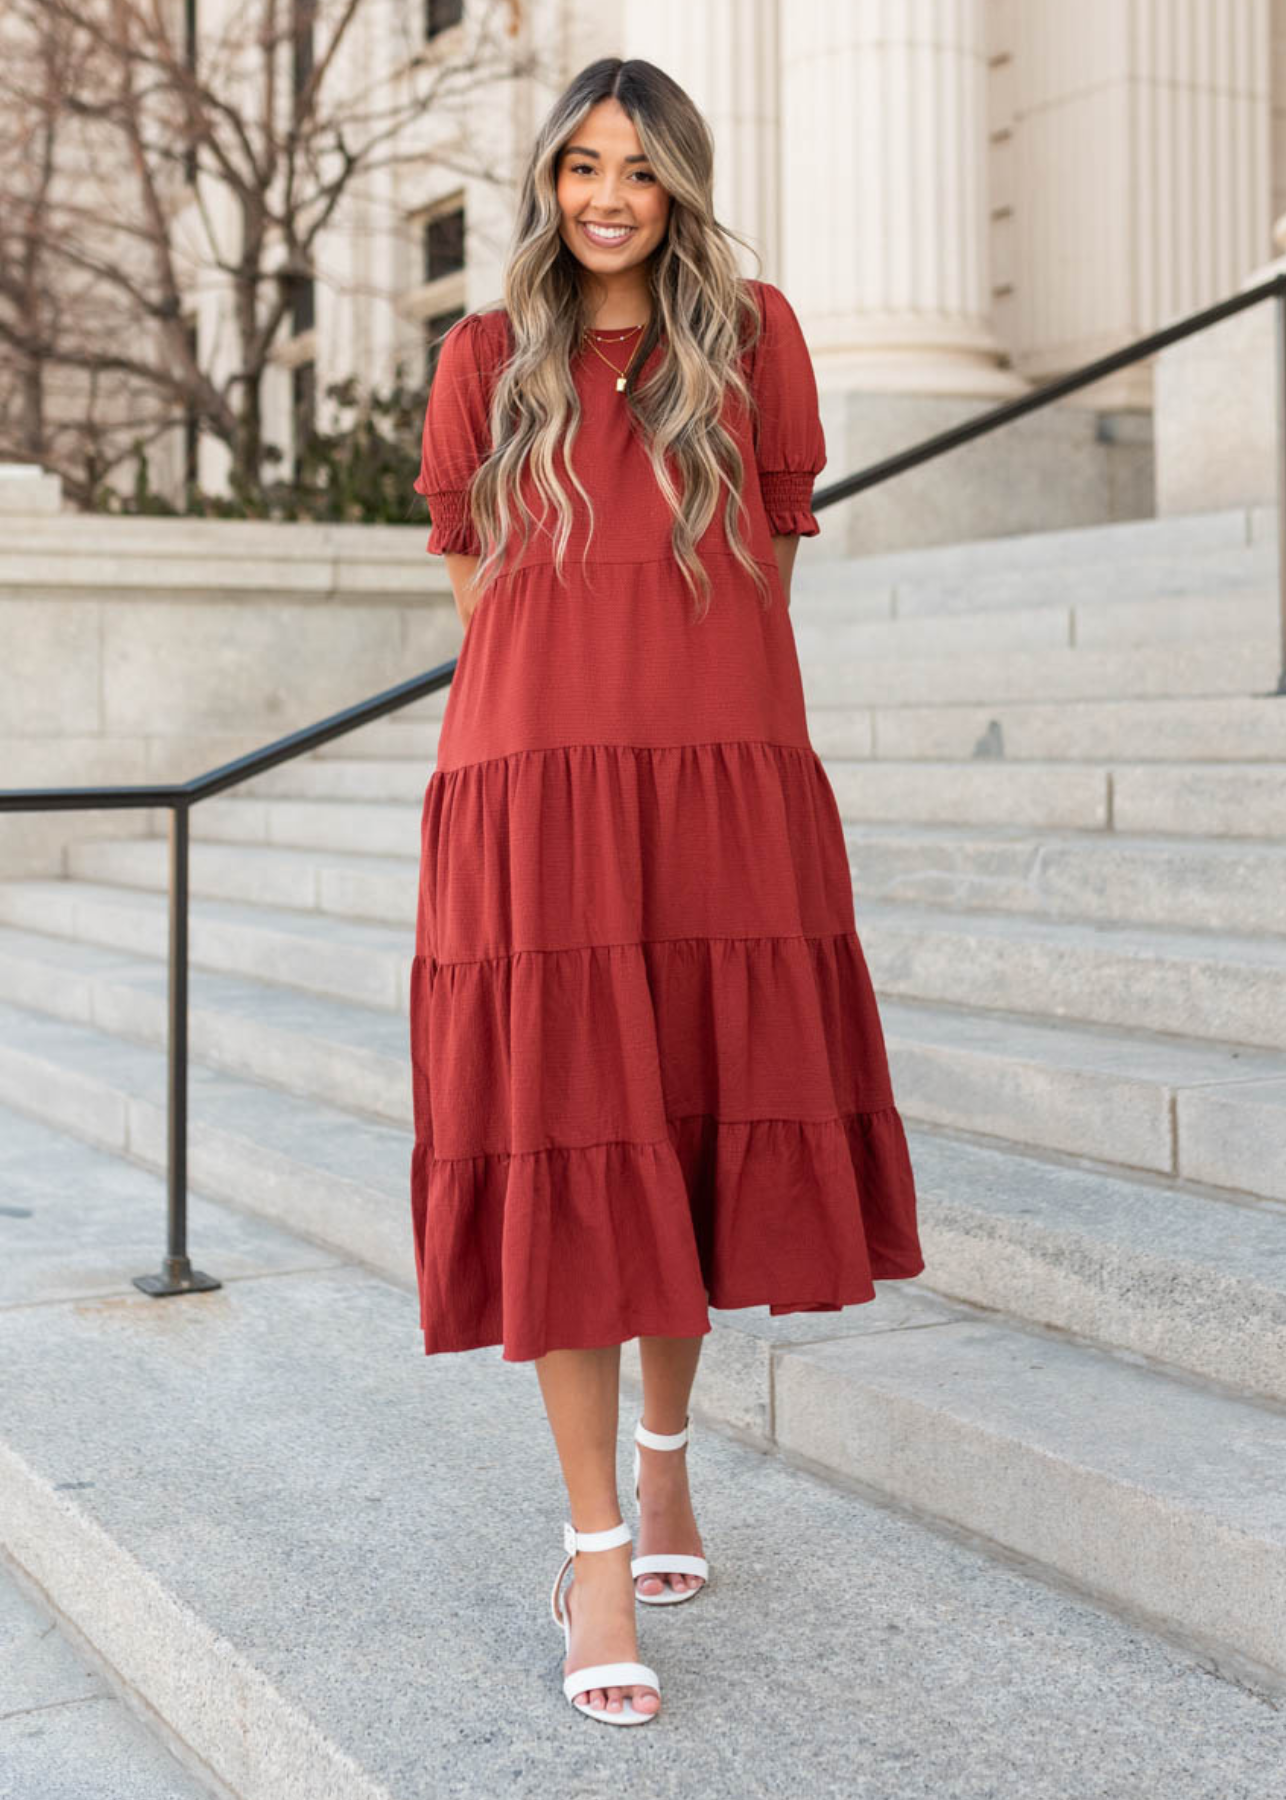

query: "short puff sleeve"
left=412, top=313, right=499, bottom=556
left=746, top=280, right=827, bottom=538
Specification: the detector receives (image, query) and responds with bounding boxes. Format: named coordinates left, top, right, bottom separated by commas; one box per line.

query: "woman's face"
left=555, top=98, right=672, bottom=279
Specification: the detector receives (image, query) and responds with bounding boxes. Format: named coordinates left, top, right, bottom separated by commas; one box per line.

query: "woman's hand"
left=771, top=533, right=800, bottom=609
left=443, top=551, right=483, bottom=631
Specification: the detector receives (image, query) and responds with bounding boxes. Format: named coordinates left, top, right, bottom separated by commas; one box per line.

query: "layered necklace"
left=579, top=320, right=648, bottom=392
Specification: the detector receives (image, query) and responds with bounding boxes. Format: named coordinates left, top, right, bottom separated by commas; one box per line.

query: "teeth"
left=583, top=223, right=633, bottom=241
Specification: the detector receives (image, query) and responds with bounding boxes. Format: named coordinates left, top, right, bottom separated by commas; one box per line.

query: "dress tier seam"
left=420, top=1102, right=904, bottom=1166
left=433, top=734, right=820, bottom=779
left=418, top=924, right=861, bottom=971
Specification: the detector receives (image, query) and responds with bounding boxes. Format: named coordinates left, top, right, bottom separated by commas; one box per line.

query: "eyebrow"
left=561, top=145, right=652, bottom=163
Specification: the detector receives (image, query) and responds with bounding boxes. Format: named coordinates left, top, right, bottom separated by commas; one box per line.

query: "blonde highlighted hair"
left=431, top=56, right=772, bottom=619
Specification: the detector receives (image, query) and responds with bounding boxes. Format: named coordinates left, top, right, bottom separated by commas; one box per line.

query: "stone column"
left=623, top=0, right=782, bottom=276
left=996, top=0, right=1270, bottom=408
left=780, top=0, right=1021, bottom=397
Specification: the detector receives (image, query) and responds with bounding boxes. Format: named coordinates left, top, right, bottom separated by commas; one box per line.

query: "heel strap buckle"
left=563, top=1518, right=632, bottom=1556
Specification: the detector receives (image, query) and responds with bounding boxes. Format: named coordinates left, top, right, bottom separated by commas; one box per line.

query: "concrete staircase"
left=2, top=503, right=1286, bottom=1789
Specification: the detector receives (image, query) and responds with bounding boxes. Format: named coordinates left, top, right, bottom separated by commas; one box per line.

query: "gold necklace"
left=580, top=321, right=647, bottom=392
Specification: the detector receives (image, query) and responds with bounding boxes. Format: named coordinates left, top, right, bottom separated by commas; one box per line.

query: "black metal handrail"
left=2, top=271, right=1284, bottom=1296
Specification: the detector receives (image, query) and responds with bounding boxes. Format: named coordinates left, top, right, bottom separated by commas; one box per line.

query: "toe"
left=637, top=1573, right=663, bottom=1596
left=633, top=1687, right=660, bottom=1713
left=607, top=1686, right=623, bottom=1712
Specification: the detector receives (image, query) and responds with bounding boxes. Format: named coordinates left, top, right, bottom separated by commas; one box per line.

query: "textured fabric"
left=409, top=278, right=923, bottom=1361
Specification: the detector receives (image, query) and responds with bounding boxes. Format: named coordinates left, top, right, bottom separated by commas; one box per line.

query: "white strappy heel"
left=631, top=1413, right=710, bottom=1605
left=550, top=1519, right=661, bottom=1724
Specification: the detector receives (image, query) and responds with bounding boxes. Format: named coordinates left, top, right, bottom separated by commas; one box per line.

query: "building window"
left=425, top=307, right=466, bottom=386
left=292, top=0, right=315, bottom=116
left=425, top=0, right=463, bottom=40
left=423, top=207, right=465, bottom=285
left=183, top=0, right=198, bottom=183
left=182, top=316, right=200, bottom=493
left=288, top=273, right=315, bottom=337
left=292, top=360, right=316, bottom=480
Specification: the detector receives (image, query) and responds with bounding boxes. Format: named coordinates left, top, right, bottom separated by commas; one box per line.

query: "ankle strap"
left=635, top=1413, right=691, bottom=1452
left=563, top=1519, right=631, bottom=1556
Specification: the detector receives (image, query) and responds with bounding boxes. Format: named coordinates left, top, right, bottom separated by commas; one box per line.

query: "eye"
left=565, top=161, right=656, bottom=183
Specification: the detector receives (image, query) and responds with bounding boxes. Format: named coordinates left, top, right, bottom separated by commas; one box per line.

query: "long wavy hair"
left=433, top=57, right=774, bottom=620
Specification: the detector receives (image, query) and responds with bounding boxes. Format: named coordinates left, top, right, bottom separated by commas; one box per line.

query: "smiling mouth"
left=579, top=221, right=637, bottom=248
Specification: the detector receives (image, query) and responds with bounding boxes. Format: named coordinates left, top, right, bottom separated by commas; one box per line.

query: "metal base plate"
left=132, top=1269, right=222, bottom=1297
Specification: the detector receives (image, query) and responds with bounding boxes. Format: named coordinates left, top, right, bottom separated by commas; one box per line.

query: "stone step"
left=771, top=1296, right=1286, bottom=1690
left=0, top=998, right=1282, bottom=1409
left=797, top=636, right=1274, bottom=706
left=67, top=836, right=418, bottom=927
left=792, top=586, right=1273, bottom=658
left=0, top=1003, right=411, bottom=1278
left=242, top=758, right=434, bottom=803
left=183, top=793, right=422, bottom=858
left=860, top=901, right=1286, bottom=1051
left=881, top=997, right=1286, bottom=1201
left=65, top=815, right=1286, bottom=953
left=809, top=692, right=1286, bottom=762
left=829, top=759, right=1132, bottom=834
left=0, top=922, right=409, bottom=1125
left=4, top=869, right=1285, bottom=1056
left=799, top=536, right=1275, bottom=622
left=846, top=822, right=1286, bottom=937
left=842, top=501, right=1262, bottom=573
left=171, top=755, right=1286, bottom=845
left=0, top=1519, right=219, bottom=1797
left=0, top=879, right=412, bottom=1012
left=312, top=715, right=444, bottom=760
left=5, top=910, right=1283, bottom=1207
left=4, top=1112, right=1283, bottom=1799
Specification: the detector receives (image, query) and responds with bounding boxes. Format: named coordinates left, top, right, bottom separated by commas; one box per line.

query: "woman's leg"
left=634, top=1333, right=707, bottom=1598
left=535, top=1341, right=661, bottom=1717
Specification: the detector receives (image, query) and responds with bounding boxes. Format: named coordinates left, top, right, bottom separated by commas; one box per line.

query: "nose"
left=597, top=171, right=632, bottom=211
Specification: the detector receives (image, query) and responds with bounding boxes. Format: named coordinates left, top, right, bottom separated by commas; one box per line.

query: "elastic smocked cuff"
left=760, top=470, right=820, bottom=538
left=423, top=489, right=481, bottom=557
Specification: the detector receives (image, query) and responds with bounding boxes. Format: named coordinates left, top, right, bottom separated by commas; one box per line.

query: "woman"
left=410, top=57, right=923, bottom=1726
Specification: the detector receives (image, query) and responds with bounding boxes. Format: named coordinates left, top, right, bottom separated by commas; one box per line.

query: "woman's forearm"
left=443, top=552, right=483, bottom=630
left=771, top=533, right=800, bottom=607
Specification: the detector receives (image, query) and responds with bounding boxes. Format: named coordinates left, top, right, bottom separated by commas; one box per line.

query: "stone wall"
left=0, top=513, right=458, bottom=879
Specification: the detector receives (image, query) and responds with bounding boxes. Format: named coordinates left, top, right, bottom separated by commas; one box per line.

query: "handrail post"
left=132, top=801, right=220, bottom=1296
left=1276, top=288, right=1286, bottom=696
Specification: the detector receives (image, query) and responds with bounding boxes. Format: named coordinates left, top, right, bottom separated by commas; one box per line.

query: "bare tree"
left=0, top=0, right=532, bottom=507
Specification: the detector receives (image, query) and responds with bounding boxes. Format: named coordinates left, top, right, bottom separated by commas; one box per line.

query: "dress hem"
left=418, top=1260, right=929, bottom=1363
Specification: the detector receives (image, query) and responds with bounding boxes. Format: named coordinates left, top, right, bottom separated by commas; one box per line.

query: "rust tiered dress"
left=409, top=279, right=923, bottom=1362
